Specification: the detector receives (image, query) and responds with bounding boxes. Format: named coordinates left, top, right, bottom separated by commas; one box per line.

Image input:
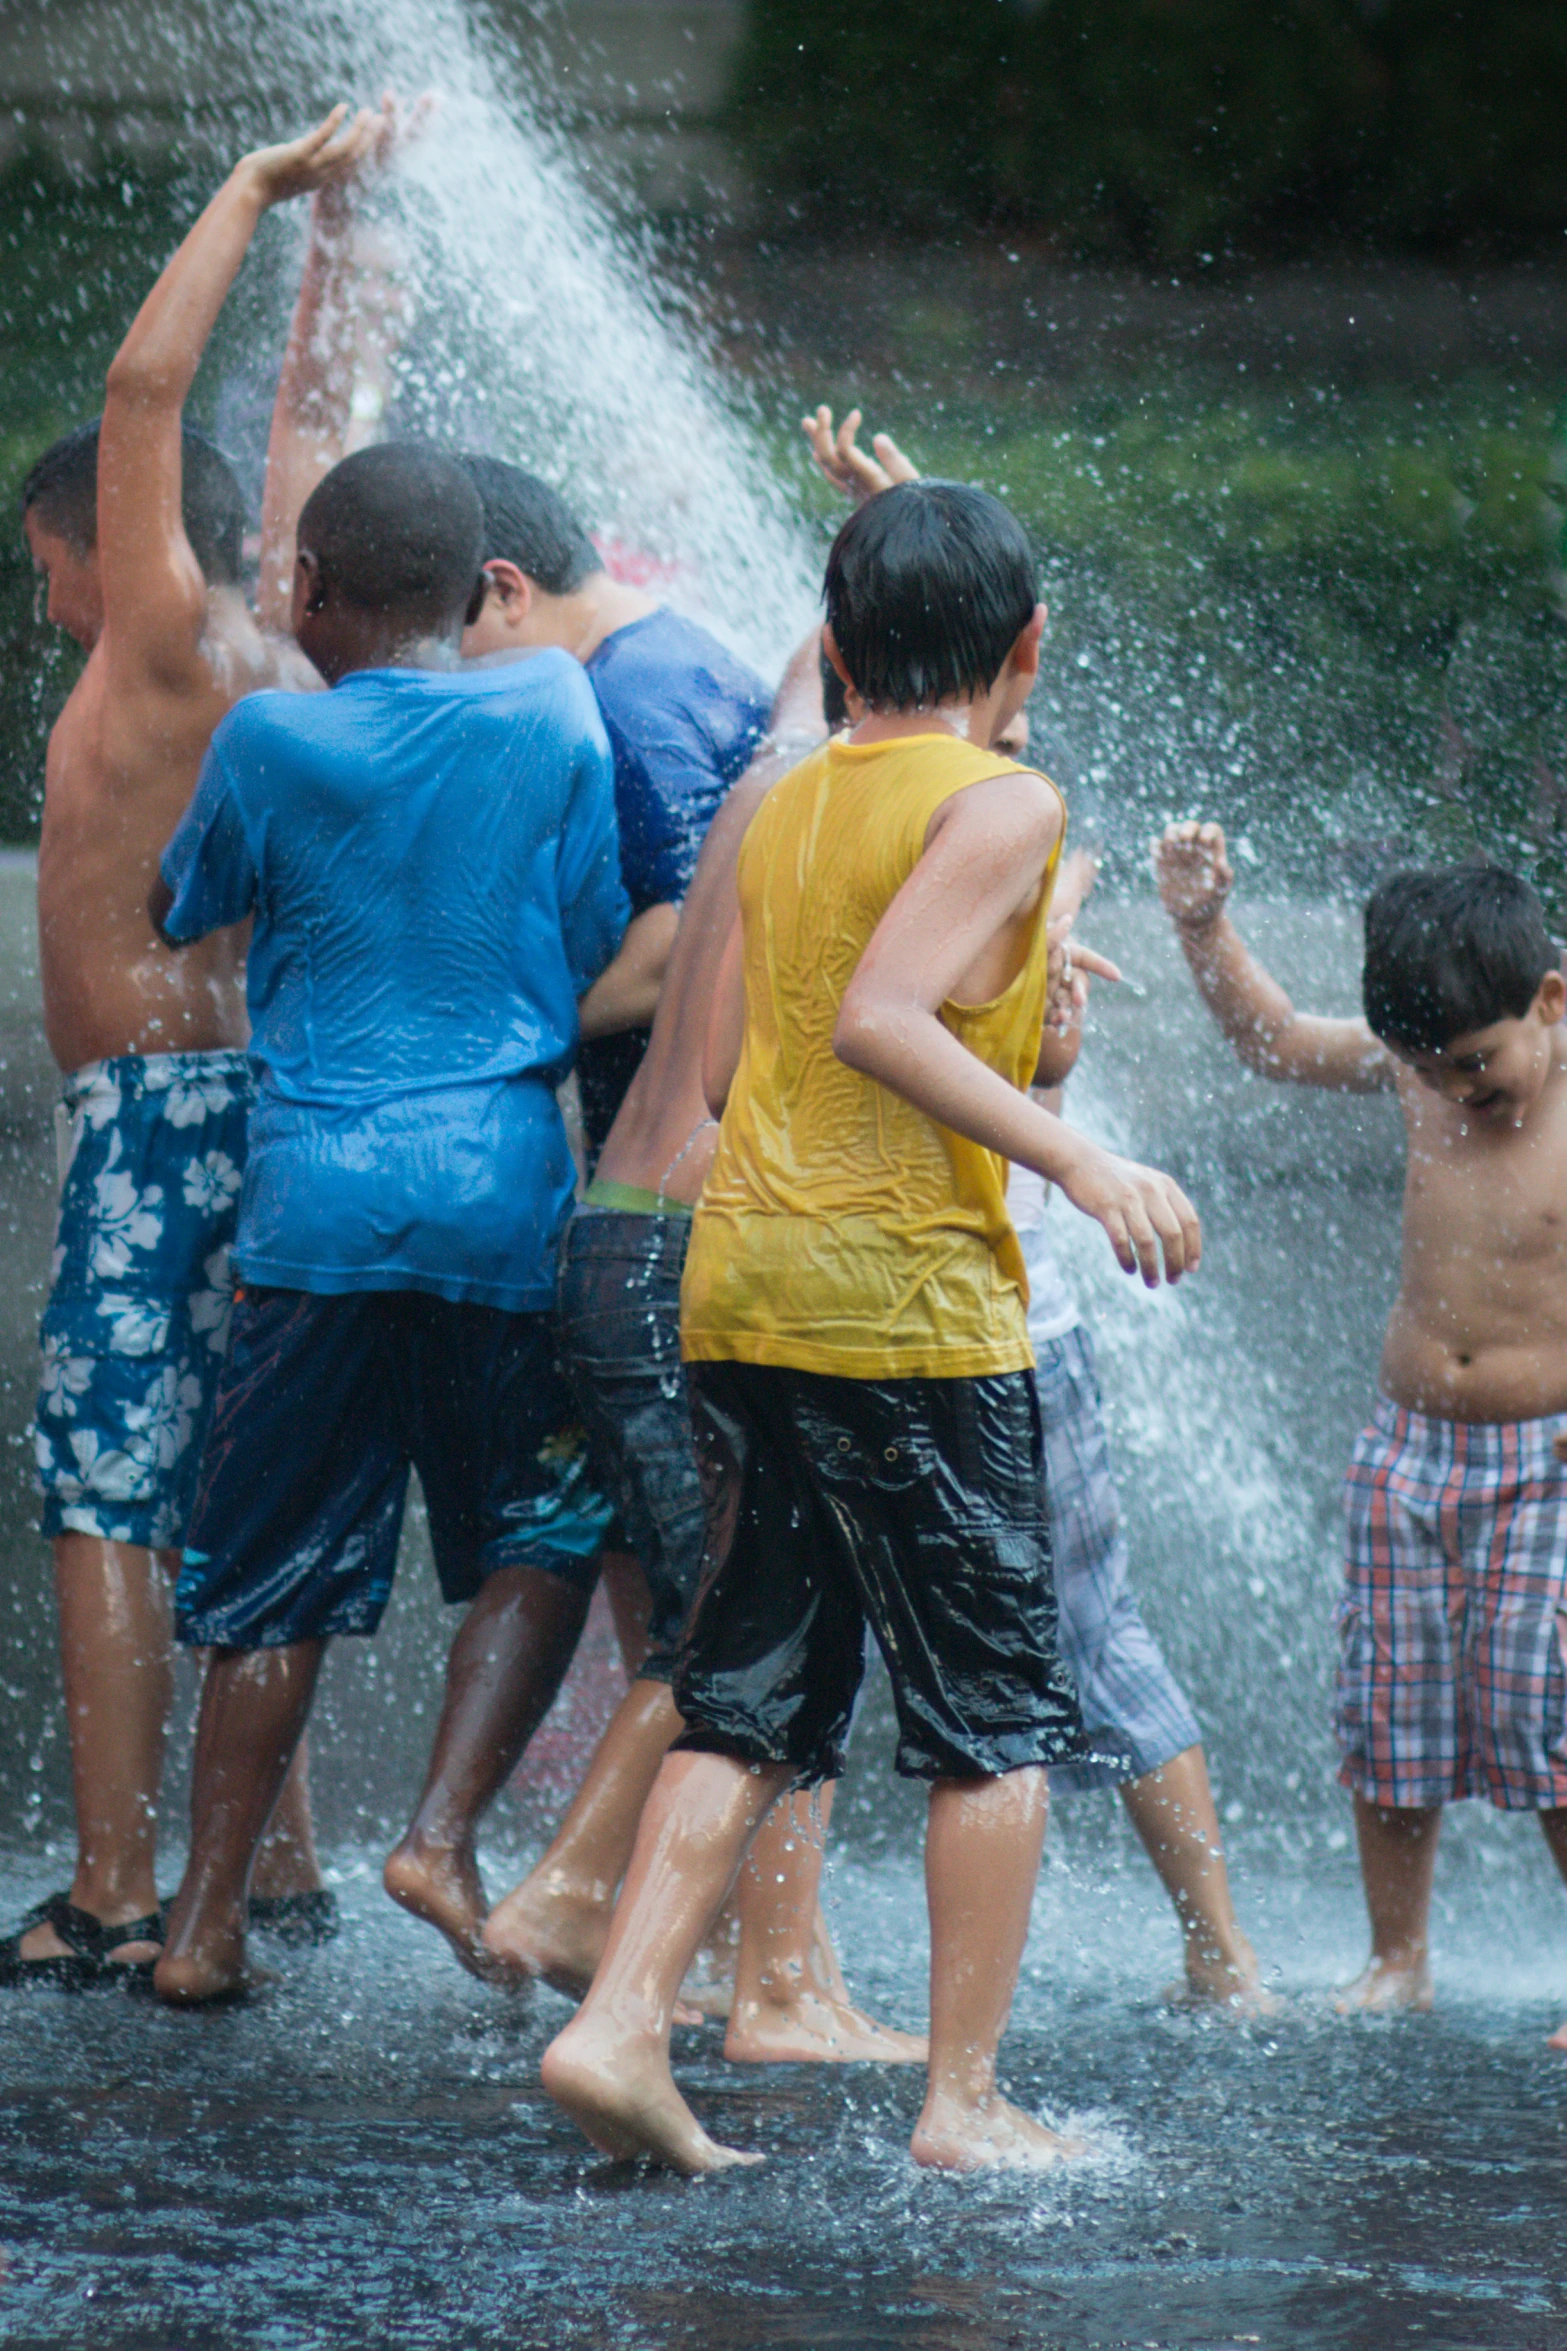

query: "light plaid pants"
left=1337, top=1397, right=1567, bottom=1810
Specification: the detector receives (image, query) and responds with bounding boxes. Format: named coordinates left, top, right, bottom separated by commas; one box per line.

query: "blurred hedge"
left=730, top=1, right=1567, bottom=259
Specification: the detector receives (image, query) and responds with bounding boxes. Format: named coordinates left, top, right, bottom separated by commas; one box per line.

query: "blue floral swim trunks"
left=33, top=1050, right=253, bottom=1551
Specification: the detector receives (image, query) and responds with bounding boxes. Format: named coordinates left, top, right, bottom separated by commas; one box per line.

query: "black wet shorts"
left=674, top=1360, right=1088, bottom=1785
left=176, top=1287, right=610, bottom=1649
left=557, top=1207, right=705, bottom=1682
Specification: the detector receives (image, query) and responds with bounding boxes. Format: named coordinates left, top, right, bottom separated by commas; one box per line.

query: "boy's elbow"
left=105, top=352, right=182, bottom=409
left=147, top=876, right=179, bottom=949
left=832, top=993, right=891, bottom=1076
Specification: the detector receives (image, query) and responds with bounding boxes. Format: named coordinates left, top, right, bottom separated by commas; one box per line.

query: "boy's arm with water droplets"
left=257, top=99, right=420, bottom=634
left=837, top=772, right=1201, bottom=1289
left=1155, top=821, right=1393, bottom=1092
left=98, top=107, right=379, bottom=695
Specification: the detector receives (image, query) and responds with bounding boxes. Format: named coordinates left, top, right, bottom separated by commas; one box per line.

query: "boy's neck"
left=848, top=705, right=972, bottom=747
left=535, top=573, right=658, bottom=663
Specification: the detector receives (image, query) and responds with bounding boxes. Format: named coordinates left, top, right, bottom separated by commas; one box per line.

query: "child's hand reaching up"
left=237, top=105, right=384, bottom=211
left=803, top=406, right=920, bottom=505
left=1155, top=821, right=1234, bottom=932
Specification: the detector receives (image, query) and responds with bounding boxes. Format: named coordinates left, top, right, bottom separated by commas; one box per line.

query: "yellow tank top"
left=681, top=731, right=1062, bottom=1379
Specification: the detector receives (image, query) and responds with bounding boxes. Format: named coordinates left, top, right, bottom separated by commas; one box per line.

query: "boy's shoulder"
left=590, top=607, right=768, bottom=722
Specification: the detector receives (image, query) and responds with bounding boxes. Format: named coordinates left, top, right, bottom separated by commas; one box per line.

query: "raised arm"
left=1155, top=822, right=1392, bottom=1092
left=257, top=100, right=418, bottom=632
left=802, top=405, right=920, bottom=506
left=97, top=106, right=379, bottom=689
left=836, top=772, right=1200, bottom=1287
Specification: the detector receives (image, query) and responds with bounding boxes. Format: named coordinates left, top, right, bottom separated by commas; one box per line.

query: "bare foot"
left=383, top=1838, right=525, bottom=1989
left=725, top=1988, right=928, bottom=2066
left=1164, top=1934, right=1282, bottom=2019
left=1332, top=1954, right=1434, bottom=2015
left=1547, top=2017, right=1567, bottom=2050
left=154, top=1908, right=269, bottom=2007
left=912, top=2091, right=1088, bottom=2173
left=481, top=1870, right=610, bottom=2000
left=542, top=2015, right=765, bottom=2174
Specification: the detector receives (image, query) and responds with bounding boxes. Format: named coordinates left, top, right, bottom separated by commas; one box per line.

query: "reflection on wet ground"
left=2, top=1844, right=1565, bottom=2350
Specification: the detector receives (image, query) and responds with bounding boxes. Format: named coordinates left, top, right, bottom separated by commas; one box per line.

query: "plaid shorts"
left=1337, top=1397, right=1567, bottom=1810
left=1035, top=1326, right=1202, bottom=1793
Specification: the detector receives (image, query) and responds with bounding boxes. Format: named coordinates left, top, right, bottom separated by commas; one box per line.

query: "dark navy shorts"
left=557, top=1207, right=704, bottom=1684
left=674, top=1360, right=1089, bottom=1785
left=176, top=1287, right=610, bottom=1650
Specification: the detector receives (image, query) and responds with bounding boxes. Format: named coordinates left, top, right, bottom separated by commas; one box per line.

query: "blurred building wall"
left=0, top=0, right=750, bottom=215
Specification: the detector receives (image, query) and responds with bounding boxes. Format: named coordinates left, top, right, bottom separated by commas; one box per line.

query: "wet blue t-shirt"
left=160, top=652, right=627, bottom=1311
left=580, top=607, right=769, bottom=1148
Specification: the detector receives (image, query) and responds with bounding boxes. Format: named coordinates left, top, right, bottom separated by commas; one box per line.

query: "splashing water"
left=110, top=0, right=821, bottom=673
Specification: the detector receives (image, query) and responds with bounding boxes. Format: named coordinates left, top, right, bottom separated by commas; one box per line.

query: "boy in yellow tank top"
left=543, top=483, right=1202, bottom=2175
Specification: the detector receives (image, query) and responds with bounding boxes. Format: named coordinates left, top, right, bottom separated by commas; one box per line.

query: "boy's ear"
left=1537, top=968, right=1566, bottom=1023
left=293, top=548, right=327, bottom=626
left=1009, top=602, right=1048, bottom=684
left=480, top=559, right=533, bottom=620
left=821, top=622, right=855, bottom=689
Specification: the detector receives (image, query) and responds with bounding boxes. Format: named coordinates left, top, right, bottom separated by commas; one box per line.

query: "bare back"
left=1386, top=1038, right=1567, bottom=1422
left=38, top=608, right=313, bottom=1071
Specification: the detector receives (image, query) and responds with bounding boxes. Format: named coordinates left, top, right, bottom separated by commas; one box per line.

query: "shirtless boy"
left=151, top=442, right=629, bottom=2004
left=542, top=481, right=1199, bottom=2174
left=2, top=107, right=385, bottom=1987
left=1157, top=825, right=1567, bottom=2034
left=481, top=635, right=921, bottom=2065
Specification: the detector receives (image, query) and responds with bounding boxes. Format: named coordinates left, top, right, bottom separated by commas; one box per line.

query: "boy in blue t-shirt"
left=150, top=443, right=629, bottom=2005
left=455, top=457, right=770, bottom=1156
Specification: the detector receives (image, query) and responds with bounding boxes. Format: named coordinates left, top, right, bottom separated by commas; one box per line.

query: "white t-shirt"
left=1008, top=1161, right=1081, bottom=1347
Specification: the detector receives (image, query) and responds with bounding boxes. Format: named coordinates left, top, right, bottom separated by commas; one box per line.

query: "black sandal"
left=0, top=1891, right=163, bottom=1989
left=248, top=1889, right=340, bottom=1947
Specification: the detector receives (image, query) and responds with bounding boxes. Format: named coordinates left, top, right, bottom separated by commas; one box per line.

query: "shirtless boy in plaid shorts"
left=1157, top=830, right=1567, bottom=2035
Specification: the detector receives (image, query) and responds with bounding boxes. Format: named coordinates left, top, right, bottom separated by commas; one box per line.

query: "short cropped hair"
left=1362, top=865, right=1557, bottom=1052
left=20, top=418, right=245, bottom=587
left=456, top=455, right=599, bottom=596
left=823, top=480, right=1037, bottom=713
left=299, top=443, right=484, bottom=623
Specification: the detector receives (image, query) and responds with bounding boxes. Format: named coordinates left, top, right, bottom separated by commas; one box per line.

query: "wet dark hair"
left=823, top=480, right=1036, bottom=713
left=455, top=454, right=599, bottom=596
left=20, top=418, right=245, bottom=587
left=819, top=638, right=849, bottom=731
left=299, top=442, right=484, bottom=624
left=1362, top=865, right=1557, bottom=1052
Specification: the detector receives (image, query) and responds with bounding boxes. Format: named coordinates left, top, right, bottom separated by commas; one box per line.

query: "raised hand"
left=802, top=405, right=920, bottom=506
left=1155, top=821, right=1234, bottom=932
left=237, top=105, right=383, bottom=211
left=1054, top=1137, right=1202, bottom=1287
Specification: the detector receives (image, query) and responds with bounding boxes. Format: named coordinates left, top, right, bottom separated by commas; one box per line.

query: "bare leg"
left=384, top=1565, right=590, bottom=1983
left=1119, top=1746, right=1276, bottom=2013
left=1535, top=1808, right=1567, bottom=2048
left=249, top=1737, right=326, bottom=1900
left=599, top=1549, right=652, bottom=1680
left=21, top=1536, right=177, bottom=1964
left=482, top=1673, right=682, bottom=1991
left=724, top=1784, right=927, bottom=2065
left=912, top=1769, right=1085, bottom=2172
left=1334, top=1794, right=1439, bottom=2013
left=541, top=1749, right=787, bottom=2172
left=155, top=1639, right=326, bottom=2005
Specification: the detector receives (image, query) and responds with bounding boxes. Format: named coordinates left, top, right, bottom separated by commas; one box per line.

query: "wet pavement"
left=2, top=1839, right=1565, bottom=2350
